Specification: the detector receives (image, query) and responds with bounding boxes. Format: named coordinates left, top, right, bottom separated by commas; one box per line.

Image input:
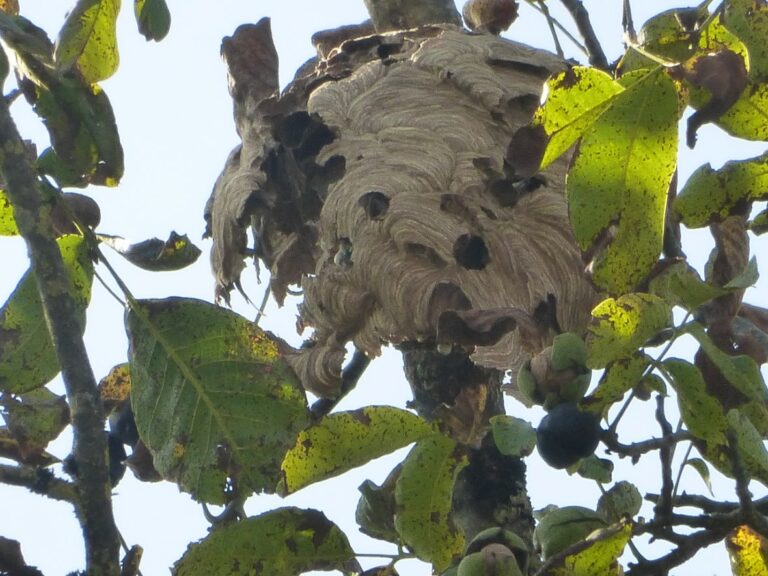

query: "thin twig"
left=254, top=284, right=271, bottom=325
left=535, top=1, right=564, bottom=57
left=523, top=0, right=587, bottom=55
left=626, top=526, right=730, bottom=575
left=94, top=269, right=127, bottom=307
left=655, top=395, right=674, bottom=521
left=558, top=0, right=610, bottom=69
left=0, top=464, right=78, bottom=503
left=310, top=348, right=371, bottom=419
left=0, top=92, right=120, bottom=574
left=622, top=0, right=637, bottom=44
left=601, top=429, right=691, bottom=462
left=671, top=441, right=693, bottom=498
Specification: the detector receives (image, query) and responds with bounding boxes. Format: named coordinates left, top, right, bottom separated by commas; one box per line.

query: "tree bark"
left=0, top=98, right=120, bottom=576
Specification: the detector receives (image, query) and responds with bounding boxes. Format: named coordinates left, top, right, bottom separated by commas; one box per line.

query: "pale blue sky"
left=1, top=1, right=766, bottom=574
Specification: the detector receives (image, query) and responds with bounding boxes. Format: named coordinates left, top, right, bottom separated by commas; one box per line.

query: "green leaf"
left=597, top=481, right=642, bottom=523
left=723, top=0, right=768, bottom=80
left=126, top=298, right=309, bottom=503
left=278, top=406, right=432, bottom=495
left=395, top=434, right=468, bottom=571
left=134, top=0, right=170, bottom=41
left=356, top=467, right=401, bottom=545
left=533, top=506, right=607, bottom=560
left=490, top=414, right=536, bottom=457
left=54, top=0, right=120, bottom=84
left=687, top=322, right=768, bottom=435
left=750, top=208, right=768, bottom=235
left=637, top=6, right=709, bottom=62
left=0, top=387, right=69, bottom=456
left=0, top=235, right=94, bottom=394
left=725, top=256, right=759, bottom=289
left=675, top=153, right=768, bottom=228
left=685, top=457, right=714, bottom=496
left=557, top=521, right=632, bottom=576
left=700, top=80, right=768, bottom=141
left=0, top=190, right=18, bottom=235
left=727, top=409, right=768, bottom=486
left=586, top=293, right=672, bottom=368
left=0, top=13, right=123, bottom=187
left=99, top=232, right=201, bottom=271
left=649, top=261, right=727, bottom=309
left=534, top=67, right=624, bottom=169
left=172, top=507, right=356, bottom=576
left=30, top=78, right=124, bottom=187
left=551, top=332, right=588, bottom=371
left=567, top=68, right=681, bottom=294
left=583, top=353, right=650, bottom=413
left=726, top=525, right=768, bottom=576
left=665, top=359, right=730, bottom=470
left=576, top=455, right=614, bottom=484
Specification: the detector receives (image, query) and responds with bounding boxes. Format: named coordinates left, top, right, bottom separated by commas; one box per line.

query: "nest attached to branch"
left=205, top=18, right=595, bottom=398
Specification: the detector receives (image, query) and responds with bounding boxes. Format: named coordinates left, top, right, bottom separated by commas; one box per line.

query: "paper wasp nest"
left=205, top=19, right=595, bottom=397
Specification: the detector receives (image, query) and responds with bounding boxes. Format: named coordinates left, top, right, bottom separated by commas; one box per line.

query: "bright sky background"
left=1, top=1, right=766, bottom=575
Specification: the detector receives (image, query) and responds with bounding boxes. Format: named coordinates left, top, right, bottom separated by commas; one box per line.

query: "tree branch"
left=0, top=99, right=120, bottom=574
left=0, top=464, right=77, bottom=503
left=558, top=0, right=609, bottom=69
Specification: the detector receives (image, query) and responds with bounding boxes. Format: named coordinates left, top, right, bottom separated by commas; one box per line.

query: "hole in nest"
left=454, top=234, right=489, bottom=270
left=358, top=191, right=390, bottom=220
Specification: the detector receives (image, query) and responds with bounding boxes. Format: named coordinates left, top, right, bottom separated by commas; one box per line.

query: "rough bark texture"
left=0, top=98, right=119, bottom=575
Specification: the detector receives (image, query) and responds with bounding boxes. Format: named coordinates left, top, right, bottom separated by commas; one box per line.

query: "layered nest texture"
left=205, top=18, right=595, bottom=397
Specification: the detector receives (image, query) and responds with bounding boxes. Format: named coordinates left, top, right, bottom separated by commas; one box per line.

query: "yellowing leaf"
left=54, top=0, right=120, bottom=84
left=700, top=81, right=768, bottom=141
left=586, top=293, right=672, bottom=368
left=534, top=67, right=624, bottom=169
left=583, top=353, right=650, bottom=412
left=0, top=190, right=18, bottom=235
left=675, top=152, right=768, bottom=228
left=173, top=508, right=355, bottom=576
left=567, top=68, right=681, bottom=294
left=395, top=434, right=468, bottom=571
left=0, top=235, right=94, bottom=394
left=727, top=525, right=768, bottom=576
left=279, top=406, right=432, bottom=495
left=127, top=298, right=309, bottom=503
left=552, top=521, right=632, bottom=576
left=724, top=0, right=768, bottom=80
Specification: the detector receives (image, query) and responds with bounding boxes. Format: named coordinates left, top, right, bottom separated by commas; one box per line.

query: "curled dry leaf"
left=206, top=22, right=595, bottom=396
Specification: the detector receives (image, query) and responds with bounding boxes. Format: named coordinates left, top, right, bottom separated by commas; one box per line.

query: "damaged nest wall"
left=205, top=18, right=596, bottom=398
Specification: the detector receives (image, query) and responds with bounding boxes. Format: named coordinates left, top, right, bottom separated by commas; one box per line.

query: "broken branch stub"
left=206, top=20, right=595, bottom=397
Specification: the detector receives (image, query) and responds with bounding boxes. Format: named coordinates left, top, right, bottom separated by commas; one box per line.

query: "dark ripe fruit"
left=536, top=402, right=600, bottom=469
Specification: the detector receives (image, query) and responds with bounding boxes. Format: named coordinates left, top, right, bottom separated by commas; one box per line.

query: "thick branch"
left=558, top=0, right=609, bottom=69
left=363, top=0, right=461, bottom=32
left=0, top=464, right=77, bottom=503
left=0, top=99, right=119, bottom=574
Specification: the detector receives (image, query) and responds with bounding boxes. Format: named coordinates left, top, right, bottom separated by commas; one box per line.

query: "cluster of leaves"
left=504, top=0, right=768, bottom=574
left=1, top=1, right=768, bottom=576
